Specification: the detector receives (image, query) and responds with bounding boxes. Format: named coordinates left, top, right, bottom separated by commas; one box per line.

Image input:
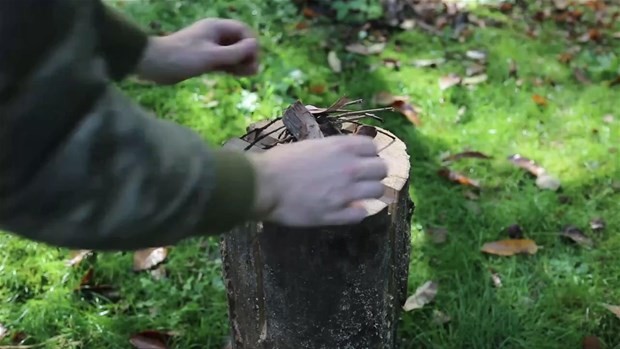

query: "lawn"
left=1, top=0, right=619, bottom=348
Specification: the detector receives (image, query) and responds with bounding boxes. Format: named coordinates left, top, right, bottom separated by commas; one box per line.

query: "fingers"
left=208, top=19, right=256, bottom=45
left=209, top=38, right=259, bottom=68
left=322, top=204, right=369, bottom=226
left=333, top=135, right=380, bottom=157
left=346, top=181, right=386, bottom=202
left=348, top=158, right=388, bottom=181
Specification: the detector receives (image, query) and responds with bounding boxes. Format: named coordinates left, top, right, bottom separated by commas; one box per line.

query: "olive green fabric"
left=0, top=0, right=256, bottom=250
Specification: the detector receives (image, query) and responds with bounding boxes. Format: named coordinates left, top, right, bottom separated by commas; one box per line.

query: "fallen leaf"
left=294, top=21, right=309, bottom=31
left=373, top=91, right=408, bottom=106
left=536, top=173, right=561, bottom=191
left=150, top=265, right=167, bottom=280
left=345, top=42, right=385, bottom=55
left=603, top=114, right=614, bottom=123
left=441, top=151, right=492, bottom=162
left=0, top=324, right=7, bottom=341
left=403, top=281, right=438, bottom=311
left=574, top=68, right=592, bottom=84
left=392, top=100, right=421, bottom=126
left=383, top=58, right=401, bottom=70
left=309, top=84, right=327, bottom=94
left=558, top=52, right=573, bottom=64
left=431, top=309, right=451, bottom=325
left=426, top=226, right=448, bottom=244
left=602, top=303, right=620, bottom=319
left=66, top=250, right=93, bottom=267
left=437, top=168, right=480, bottom=188
left=582, top=335, right=602, bottom=349
left=79, top=267, right=94, bottom=286
left=79, top=285, right=121, bottom=302
left=439, top=74, right=462, bottom=90
left=507, top=154, right=547, bottom=177
left=590, top=217, right=605, bottom=232
left=462, top=74, right=488, bottom=86
left=412, top=58, right=446, bottom=68
left=133, top=247, right=168, bottom=272
left=130, top=330, right=176, bottom=349
left=532, top=94, right=548, bottom=106
left=560, top=226, right=593, bottom=248
left=499, top=2, right=513, bottom=12
left=490, top=270, right=502, bottom=288
left=354, top=125, right=377, bottom=138
left=466, top=63, right=486, bottom=77
left=480, top=239, right=539, bottom=256
left=11, top=331, right=27, bottom=345
left=506, top=224, right=524, bottom=239
left=465, top=50, right=487, bottom=62
left=327, top=51, right=342, bottom=73
left=302, top=7, right=318, bottom=18
left=613, top=32, right=620, bottom=39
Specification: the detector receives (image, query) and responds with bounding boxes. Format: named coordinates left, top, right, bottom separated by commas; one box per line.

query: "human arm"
left=0, top=0, right=257, bottom=250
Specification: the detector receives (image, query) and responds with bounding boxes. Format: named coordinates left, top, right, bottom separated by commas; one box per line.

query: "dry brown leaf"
left=345, top=42, right=385, bottom=55
left=426, top=226, right=448, bottom=244
left=66, top=250, right=93, bottom=267
left=560, top=226, right=593, bottom=248
left=373, top=91, right=409, bottom=106
left=403, top=281, right=438, bottom=311
left=412, top=58, right=446, bottom=68
left=442, top=151, right=492, bottom=162
left=392, top=100, right=421, bottom=126
left=327, top=51, right=342, bottom=73
left=582, top=335, right=602, bottom=349
left=466, top=63, right=486, bottom=77
left=130, top=330, right=176, bottom=349
left=532, top=94, right=548, bottom=106
left=438, top=168, right=480, bottom=188
left=558, top=52, right=573, bottom=64
left=602, top=303, right=620, bottom=319
left=462, top=74, right=488, bottom=86
left=302, top=7, right=319, bottom=18
left=507, top=154, right=547, bottom=177
left=439, top=74, right=462, bottom=90
left=309, top=84, right=326, bottom=95
left=480, top=239, right=539, bottom=256
left=590, top=217, right=605, bottom=232
left=354, top=125, right=378, bottom=138
left=133, top=247, right=168, bottom=272
left=574, top=68, right=592, bottom=85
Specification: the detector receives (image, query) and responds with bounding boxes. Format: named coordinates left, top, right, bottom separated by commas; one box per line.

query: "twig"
left=330, top=107, right=393, bottom=119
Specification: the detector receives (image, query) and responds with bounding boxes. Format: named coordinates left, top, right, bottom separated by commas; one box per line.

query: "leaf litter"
left=403, top=281, right=438, bottom=311
left=481, top=239, right=539, bottom=256
left=559, top=226, right=593, bottom=248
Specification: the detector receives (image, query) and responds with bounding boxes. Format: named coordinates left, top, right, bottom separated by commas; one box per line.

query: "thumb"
left=210, top=38, right=258, bottom=67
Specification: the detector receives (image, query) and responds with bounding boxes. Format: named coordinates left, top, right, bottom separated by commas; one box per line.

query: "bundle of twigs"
left=240, top=97, right=395, bottom=151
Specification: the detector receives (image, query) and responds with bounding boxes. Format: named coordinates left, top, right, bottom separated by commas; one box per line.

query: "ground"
left=1, top=0, right=619, bottom=348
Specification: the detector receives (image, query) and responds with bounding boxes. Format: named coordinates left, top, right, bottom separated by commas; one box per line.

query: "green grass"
left=1, top=0, right=619, bottom=348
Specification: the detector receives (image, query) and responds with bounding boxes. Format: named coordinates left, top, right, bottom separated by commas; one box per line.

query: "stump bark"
left=220, top=111, right=413, bottom=349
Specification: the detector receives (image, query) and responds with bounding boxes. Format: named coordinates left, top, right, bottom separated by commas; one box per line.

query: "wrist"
left=135, top=36, right=175, bottom=84
left=246, top=154, right=278, bottom=221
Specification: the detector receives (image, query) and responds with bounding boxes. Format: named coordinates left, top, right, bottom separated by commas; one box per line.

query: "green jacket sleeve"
left=0, top=0, right=256, bottom=251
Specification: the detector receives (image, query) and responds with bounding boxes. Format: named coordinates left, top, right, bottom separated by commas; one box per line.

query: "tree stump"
left=220, top=101, right=413, bottom=349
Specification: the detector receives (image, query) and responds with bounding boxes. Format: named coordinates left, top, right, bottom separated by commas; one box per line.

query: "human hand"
left=248, top=135, right=388, bottom=227
left=136, top=18, right=259, bottom=84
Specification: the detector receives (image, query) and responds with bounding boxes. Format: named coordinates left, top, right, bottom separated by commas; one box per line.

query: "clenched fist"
left=248, top=135, right=388, bottom=227
left=137, top=18, right=259, bottom=84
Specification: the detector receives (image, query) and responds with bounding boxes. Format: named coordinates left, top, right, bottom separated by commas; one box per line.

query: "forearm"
left=0, top=0, right=256, bottom=250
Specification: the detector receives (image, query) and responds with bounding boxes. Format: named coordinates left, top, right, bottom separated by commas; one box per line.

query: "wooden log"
left=220, top=119, right=413, bottom=349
